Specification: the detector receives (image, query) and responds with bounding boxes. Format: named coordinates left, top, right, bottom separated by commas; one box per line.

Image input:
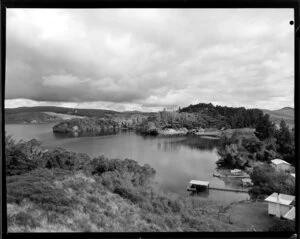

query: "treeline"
left=179, top=103, right=264, bottom=129
left=52, top=118, right=121, bottom=136
left=218, top=116, right=295, bottom=168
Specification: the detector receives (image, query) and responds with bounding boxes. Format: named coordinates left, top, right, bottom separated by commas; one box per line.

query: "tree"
left=275, top=120, right=292, bottom=153
left=255, top=114, right=276, bottom=140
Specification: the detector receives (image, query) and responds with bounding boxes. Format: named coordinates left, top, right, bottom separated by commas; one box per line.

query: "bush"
left=250, top=164, right=295, bottom=198
left=44, top=147, right=91, bottom=170
left=14, top=211, right=40, bottom=229
left=6, top=146, right=38, bottom=176
left=269, top=218, right=295, bottom=232
left=113, top=186, right=143, bottom=204
left=89, top=156, right=155, bottom=188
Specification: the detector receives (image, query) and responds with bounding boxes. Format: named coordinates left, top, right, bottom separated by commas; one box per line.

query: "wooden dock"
left=215, top=175, right=250, bottom=178
left=187, top=179, right=249, bottom=194
left=213, top=173, right=250, bottom=178
left=209, top=186, right=249, bottom=193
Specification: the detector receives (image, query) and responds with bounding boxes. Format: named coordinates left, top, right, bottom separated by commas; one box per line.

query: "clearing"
left=224, top=200, right=278, bottom=231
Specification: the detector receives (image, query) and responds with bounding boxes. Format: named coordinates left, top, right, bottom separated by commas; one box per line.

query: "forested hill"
left=5, top=106, right=119, bottom=117
left=179, top=103, right=263, bottom=128
left=5, top=106, right=157, bottom=124
left=262, top=107, right=294, bottom=128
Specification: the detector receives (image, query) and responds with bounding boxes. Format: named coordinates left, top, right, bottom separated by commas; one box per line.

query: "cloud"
left=5, top=9, right=294, bottom=111
left=42, top=74, right=90, bottom=87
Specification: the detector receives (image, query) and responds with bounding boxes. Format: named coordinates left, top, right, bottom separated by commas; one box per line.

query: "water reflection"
left=157, top=141, right=182, bottom=152
left=157, top=135, right=221, bottom=152
left=189, top=189, right=210, bottom=198
left=53, top=128, right=120, bottom=138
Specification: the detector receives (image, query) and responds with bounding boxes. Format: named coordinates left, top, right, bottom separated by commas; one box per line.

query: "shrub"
left=250, top=164, right=295, bottom=198
left=113, top=186, right=142, bottom=204
left=14, top=211, right=40, bottom=229
left=269, top=218, right=295, bottom=232
left=6, top=143, right=38, bottom=176
left=43, top=147, right=91, bottom=170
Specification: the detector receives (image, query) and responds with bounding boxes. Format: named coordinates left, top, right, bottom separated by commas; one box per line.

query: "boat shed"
left=187, top=180, right=210, bottom=191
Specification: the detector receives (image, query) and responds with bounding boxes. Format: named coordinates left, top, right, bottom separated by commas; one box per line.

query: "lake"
left=5, top=123, right=250, bottom=204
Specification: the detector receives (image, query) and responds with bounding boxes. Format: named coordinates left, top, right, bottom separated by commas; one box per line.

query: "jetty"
left=213, top=171, right=250, bottom=178
left=187, top=179, right=249, bottom=193
left=209, top=186, right=249, bottom=193
left=213, top=174, right=250, bottom=178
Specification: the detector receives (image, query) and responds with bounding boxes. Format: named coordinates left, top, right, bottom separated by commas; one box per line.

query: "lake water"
left=5, top=123, right=250, bottom=205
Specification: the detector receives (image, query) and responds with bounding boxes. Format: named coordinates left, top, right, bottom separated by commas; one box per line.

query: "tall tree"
left=277, top=120, right=292, bottom=144
left=275, top=120, right=293, bottom=155
left=255, top=114, right=276, bottom=140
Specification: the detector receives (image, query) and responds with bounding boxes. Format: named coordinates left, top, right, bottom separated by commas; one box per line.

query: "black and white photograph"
left=4, top=8, right=296, bottom=232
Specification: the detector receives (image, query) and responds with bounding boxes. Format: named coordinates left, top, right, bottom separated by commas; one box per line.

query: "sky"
left=5, top=8, right=294, bottom=112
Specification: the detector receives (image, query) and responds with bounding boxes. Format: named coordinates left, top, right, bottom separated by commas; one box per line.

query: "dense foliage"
left=5, top=134, right=91, bottom=176
left=216, top=116, right=295, bottom=199
left=53, top=118, right=120, bottom=136
left=268, top=218, right=296, bottom=232
left=179, top=103, right=263, bottom=129
left=216, top=129, right=272, bottom=169
left=254, top=114, right=276, bottom=140
left=249, top=163, right=295, bottom=198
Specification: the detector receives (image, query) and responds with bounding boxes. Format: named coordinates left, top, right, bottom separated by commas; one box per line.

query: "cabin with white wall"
left=283, top=206, right=295, bottom=221
left=271, top=159, right=291, bottom=172
left=265, top=193, right=295, bottom=218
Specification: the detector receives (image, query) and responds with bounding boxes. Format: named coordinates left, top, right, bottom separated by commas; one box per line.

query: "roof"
left=231, top=169, right=242, bottom=173
left=283, top=207, right=295, bottom=221
left=264, top=193, right=295, bottom=205
left=271, top=159, right=290, bottom=166
left=242, top=178, right=252, bottom=183
left=189, top=180, right=209, bottom=186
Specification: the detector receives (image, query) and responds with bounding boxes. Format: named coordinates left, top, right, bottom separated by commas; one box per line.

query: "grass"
left=223, top=200, right=286, bottom=231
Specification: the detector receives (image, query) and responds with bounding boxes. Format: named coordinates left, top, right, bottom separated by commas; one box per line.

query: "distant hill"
left=5, top=106, right=119, bottom=116
left=262, top=107, right=294, bottom=128
left=5, top=106, right=155, bottom=124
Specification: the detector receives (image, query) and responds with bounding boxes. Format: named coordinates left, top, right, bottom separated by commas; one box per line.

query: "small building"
left=187, top=180, right=210, bottom=192
left=265, top=193, right=295, bottom=218
left=230, top=169, right=242, bottom=176
left=271, top=159, right=291, bottom=172
left=283, top=206, right=295, bottom=221
left=291, top=173, right=295, bottom=178
left=242, top=178, right=253, bottom=187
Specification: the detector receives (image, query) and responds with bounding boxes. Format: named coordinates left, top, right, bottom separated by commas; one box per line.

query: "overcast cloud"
left=5, top=9, right=294, bottom=111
